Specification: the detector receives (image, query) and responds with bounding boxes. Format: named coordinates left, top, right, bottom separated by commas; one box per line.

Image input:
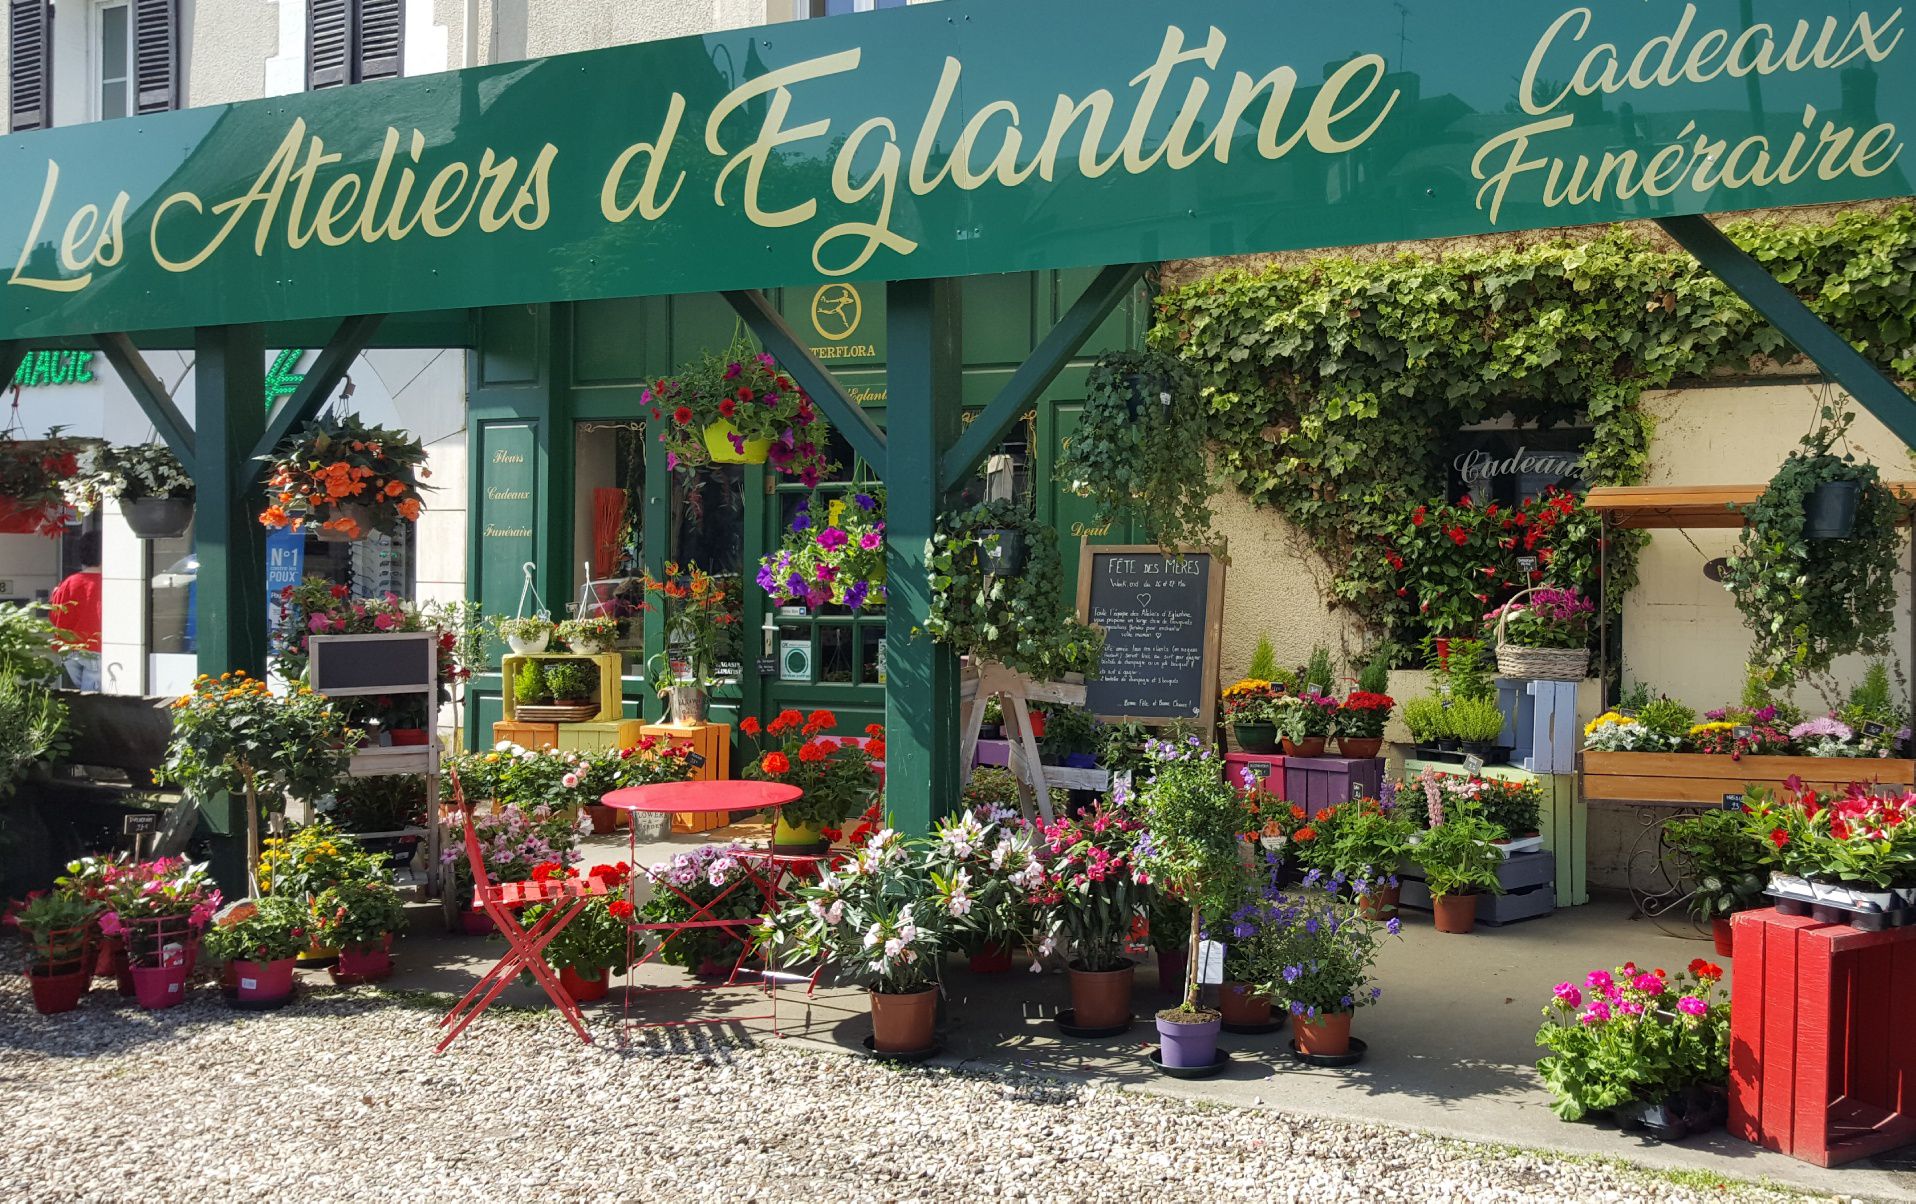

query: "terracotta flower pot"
left=869, top=985, right=938, bottom=1053
left=231, top=957, right=297, bottom=1005
left=1067, top=960, right=1135, bottom=1030
left=1217, top=982, right=1273, bottom=1028
left=586, top=804, right=619, bottom=836
left=1432, top=893, right=1479, bottom=934
left=1295, top=1009, right=1353, bottom=1057
left=968, top=942, right=1014, bottom=974
left=1336, top=736, right=1383, bottom=758
left=26, top=968, right=87, bottom=1015
left=1712, top=917, right=1734, bottom=959
left=1358, top=883, right=1401, bottom=922
left=1282, top=737, right=1327, bottom=757
left=558, top=965, right=609, bottom=1004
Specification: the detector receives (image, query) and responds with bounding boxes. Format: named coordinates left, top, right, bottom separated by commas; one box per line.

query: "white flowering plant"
left=1581, top=712, right=1681, bottom=753
left=759, top=827, right=960, bottom=994
left=62, top=442, right=193, bottom=513
left=923, top=810, right=1044, bottom=954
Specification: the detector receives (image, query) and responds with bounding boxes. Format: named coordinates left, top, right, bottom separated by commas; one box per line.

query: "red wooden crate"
left=1223, top=752, right=1285, bottom=802
left=1729, top=908, right=1916, bottom=1167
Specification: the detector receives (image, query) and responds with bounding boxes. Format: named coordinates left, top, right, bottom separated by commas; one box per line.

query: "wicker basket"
left=1493, top=587, right=1590, bottom=682
left=514, top=702, right=600, bottom=723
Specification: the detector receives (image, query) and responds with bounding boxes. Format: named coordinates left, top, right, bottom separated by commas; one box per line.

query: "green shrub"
left=1447, top=696, right=1506, bottom=743
left=1636, top=698, right=1697, bottom=739
left=542, top=659, right=598, bottom=702
left=1402, top=695, right=1448, bottom=742
left=513, top=659, right=552, bottom=705
left=1414, top=806, right=1506, bottom=899
left=1247, top=636, right=1279, bottom=683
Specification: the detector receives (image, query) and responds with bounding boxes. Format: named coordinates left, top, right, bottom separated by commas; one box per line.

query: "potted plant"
left=1029, top=803, right=1147, bottom=1033
left=757, top=488, right=887, bottom=612
left=762, top=827, right=957, bottom=1055
left=523, top=863, right=633, bottom=1002
left=742, top=710, right=884, bottom=852
left=978, top=697, right=1004, bottom=741
left=100, top=857, right=221, bottom=1010
left=441, top=801, right=591, bottom=933
left=635, top=846, right=762, bottom=978
left=1055, top=349, right=1213, bottom=552
left=160, top=672, right=352, bottom=896
left=260, top=413, right=428, bottom=542
left=1413, top=805, right=1506, bottom=933
left=494, top=614, right=555, bottom=656
left=924, top=499, right=1104, bottom=682
left=63, top=442, right=195, bottom=539
left=0, top=428, right=81, bottom=536
left=1446, top=695, right=1507, bottom=761
left=1486, top=586, right=1594, bottom=682
left=204, top=895, right=310, bottom=1007
left=1271, top=693, right=1338, bottom=758
left=1249, top=868, right=1401, bottom=1058
left=1664, top=809, right=1768, bottom=957
left=925, top=810, right=1040, bottom=974
left=1402, top=694, right=1450, bottom=758
left=1132, top=736, right=1254, bottom=1074
left=1335, top=692, right=1393, bottom=759
left=651, top=335, right=832, bottom=483
left=1223, top=678, right=1282, bottom=754
left=541, top=659, right=599, bottom=707
left=640, top=562, right=736, bottom=725
left=313, top=878, right=409, bottom=984
left=1537, top=959, right=1730, bottom=1139
left=7, top=890, right=96, bottom=1014
left=1322, top=797, right=1416, bottom=919
left=555, top=614, right=622, bottom=655
left=255, top=821, right=387, bottom=963
left=1722, top=401, right=1903, bottom=682
left=1037, top=705, right=1101, bottom=769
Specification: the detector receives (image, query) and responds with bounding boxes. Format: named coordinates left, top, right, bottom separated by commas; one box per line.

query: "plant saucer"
left=1054, top=1009, right=1132, bottom=1039
left=224, top=986, right=300, bottom=1013
left=1149, top=1047, right=1230, bottom=1079
left=1288, top=1036, right=1367, bottom=1068
left=861, top=1035, right=940, bottom=1064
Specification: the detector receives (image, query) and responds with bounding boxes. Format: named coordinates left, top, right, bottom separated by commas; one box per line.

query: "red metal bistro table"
left=601, top=780, right=819, bottom=1035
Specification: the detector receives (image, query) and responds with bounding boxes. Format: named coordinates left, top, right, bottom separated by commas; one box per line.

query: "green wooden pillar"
left=883, top=279, right=963, bottom=834
left=192, top=324, right=268, bottom=891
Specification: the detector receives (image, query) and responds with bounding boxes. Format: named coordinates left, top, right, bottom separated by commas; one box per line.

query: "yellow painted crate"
left=555, top=719, right=646, bottom=753
left=500, top=653, right=624, bottom=723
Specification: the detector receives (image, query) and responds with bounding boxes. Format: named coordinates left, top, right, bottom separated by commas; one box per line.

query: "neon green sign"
left=10, top=350, right=96, bottom=387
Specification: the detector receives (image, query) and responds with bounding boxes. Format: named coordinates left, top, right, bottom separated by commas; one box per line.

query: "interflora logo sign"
left=2, top=0, right=1910, bottom=339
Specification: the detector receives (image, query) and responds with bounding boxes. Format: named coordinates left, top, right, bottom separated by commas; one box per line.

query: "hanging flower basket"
left=122, top=497, right=195, bottom=540
left=261, top=414, right=428, bottom=542
left=0, top=431, right=82, bottom=538
left=756, top=488, right=886, bottom=612
left=64, top=443, right=194, bottom=539
left=651, top=334, right=833, bottom=485
left=701, top=419, right=773, bottom=465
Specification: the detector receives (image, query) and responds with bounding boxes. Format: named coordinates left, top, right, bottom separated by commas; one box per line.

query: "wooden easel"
left=959, top=661, right=1111, bottom=824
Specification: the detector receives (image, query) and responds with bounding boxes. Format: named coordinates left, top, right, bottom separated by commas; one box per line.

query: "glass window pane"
left=102, top=82, right=128, bottom=120
left=101, top=6, right=130, bottom=119
left=818, top=624, right=855, bottom=684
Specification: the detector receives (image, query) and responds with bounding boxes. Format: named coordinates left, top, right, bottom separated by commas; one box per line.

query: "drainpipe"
left=463, top=0, right=480, bottom=67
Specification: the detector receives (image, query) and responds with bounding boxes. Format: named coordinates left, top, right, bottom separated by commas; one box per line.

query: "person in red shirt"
left=50, top=529, right=103, bottom=690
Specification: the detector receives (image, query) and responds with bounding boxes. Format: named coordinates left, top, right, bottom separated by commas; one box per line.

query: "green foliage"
left=925, top=498, right=1104, bottom=680
left=1413, top=805, right=1506, bottom=898
left=1302, top=645, right=1335, bottom=696
left=160, top=673, right=351, bottom=807
left=513, top=659, right=551, bottom=705
left=1055, top=349, right=1213, bottom=551
left=962, top=766, right=1021, bottom=814
left=1401, top=695, right=1449, bottom=742
left=1355, top=648, right=1391, bottom=695
left=1247, top=636, right=1279, bottom=683
left=1842, top=661, right=1904, bottom=733
left=541, top=659, right=598, bottom=703
left=1316, top=799, right=1416, bottom=882
left=1131, top=739, right=1252, bottom=1011
left=1442, top=637, right=1496, bottom=702
left=1154, top=209, right=1916, bottom=639
left=312, top=878, right=409, bottom=949
left=1038, top=706, right=1101, bottom=763
left=0, top=603, right=64, bottom=685
left=1636, top=698, right=1697, bottom=740
left=0, top=676, right=68, bottom=799
left=1664, top=809, right=1768, bottom=922
left=1721, top=402, right=1905, bottom=683
left=203, top=895, right=313, bottom=964
left=1446, top=696, right=1506, bottom=743
left=1536, top=962, right=1730, bottom=1122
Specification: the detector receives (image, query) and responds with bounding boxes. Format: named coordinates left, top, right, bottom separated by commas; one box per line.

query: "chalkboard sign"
left=309, top=632, right=436, bottom=696
left=1076, top=546, right=1224, bottom=726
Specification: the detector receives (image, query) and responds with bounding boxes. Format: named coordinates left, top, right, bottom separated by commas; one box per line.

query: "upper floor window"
left=800, top=0, right=907, bottom=15
left=86, top=0, right=177, bottom=121
left=96, top=2, right=132, bottom=119
left=307, top=0, right=403, bottom=89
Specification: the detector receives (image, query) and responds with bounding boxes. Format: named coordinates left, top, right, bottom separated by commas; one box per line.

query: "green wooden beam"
left=1659, top=215, right=1916, bottom=448
left=940, top=263, right=1146, bottom=493
left=721, top=289, right=888, bottom=472
left=93, top=333, right=198, bottom=467
left=248, top=313, right=385, bottom=474
left=883, top=278, right=964, bottom=836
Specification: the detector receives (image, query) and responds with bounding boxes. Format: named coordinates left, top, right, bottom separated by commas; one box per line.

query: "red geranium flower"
left=739, top=716, right=762, bottom=736
left=761, top=751, right=791, bottom=775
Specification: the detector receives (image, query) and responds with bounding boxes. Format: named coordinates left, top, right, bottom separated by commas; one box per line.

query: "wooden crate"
left=1282, top=756, right=1383, bottom=815
left=555, top=719, right=646, bottom=753
left=1224, top=752, right=1286, bottom=802
left=1729, top=909, right=1916, bottom=1167
left=500, top=653, right=624, bottom=724
left=1581, top=751, right=1916, bottom=808
left=1399, top=850, right=1556, bottom=925
left=1404, top=759, right=1586, bottom=907
left=640, top=721, right=733, bottom=833
left=491, top=721, right=558, bottom=750
left=1495, top=677, right=1579, bottom=774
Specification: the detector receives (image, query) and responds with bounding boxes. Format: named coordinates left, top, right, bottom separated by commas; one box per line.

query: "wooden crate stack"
left=1403, top=757, right=1586, bottom=908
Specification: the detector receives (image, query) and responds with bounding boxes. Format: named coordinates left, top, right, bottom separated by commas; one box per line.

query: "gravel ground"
left=0, top=976, right=1828, bottom=1204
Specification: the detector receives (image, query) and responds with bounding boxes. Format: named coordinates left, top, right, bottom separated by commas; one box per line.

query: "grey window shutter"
left=307, top=0, right=351, bottom=89
left=133, top=0, right=180, bottom=114
left=356, top=0, right=403, bottom=82
left=6, top=0, right=53, bottom=132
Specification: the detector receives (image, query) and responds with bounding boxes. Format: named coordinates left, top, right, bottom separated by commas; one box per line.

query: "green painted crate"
left=1402, top=759, right=1587, bottom=907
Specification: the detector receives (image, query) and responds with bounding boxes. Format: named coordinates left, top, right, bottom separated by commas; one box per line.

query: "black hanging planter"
left=1803, top=479, right=1861, bottom=539
left=121, top=496, right=195, bottom=540
left=979, top=527, right=1027, bottom=575
left=1123, top=372, right=1173, bottom=419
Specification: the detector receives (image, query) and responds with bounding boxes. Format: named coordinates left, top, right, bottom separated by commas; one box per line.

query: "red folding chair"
left=436, top=772, right=613, bottom=1053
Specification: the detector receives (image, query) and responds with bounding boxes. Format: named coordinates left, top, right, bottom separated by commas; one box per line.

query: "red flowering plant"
left=202, top=895, right=311, bottom=966
left=523, top=863, right=636, bottom=978
left=0, top=429, right=81, bottom=536
left=1740, top=781, right=1916, bottom=891
left=1335, top=691, right=1394, bottom=739
left=649, top=335, right=833, bottom=485
left=260, top=413, right=428, bottom=540
left=742, top=710, right=884, bottom=832
left=1535, top=959, right=1729, bottom=1122
left=1026, top=803, right=1147, bottom=972
left=1685, top=721, right=1790, bottom=759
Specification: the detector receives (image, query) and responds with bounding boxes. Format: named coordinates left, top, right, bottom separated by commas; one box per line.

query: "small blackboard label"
left=1245, top=762, right=1270, bottom=781
left=1463, top=754, right=1486, bottom=774
left=1733, top=725, right=1753, bottom=740
left=1078, top=548, right=1221, bottom=726
left=1722, top=792, right=1744, bottom=809
left=756, top=656, right=778, bottom=677
left=1863, top=721, right=1889, bottom=737
left=1617, top=707, right=1638, bottom=719
left=122, top=812, right=160, bottom=834
left=685, top=752, right=707, bottom=769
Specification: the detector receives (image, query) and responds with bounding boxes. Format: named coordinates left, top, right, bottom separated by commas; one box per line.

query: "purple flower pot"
left=1154, top=1012, right=1222, bottom=1069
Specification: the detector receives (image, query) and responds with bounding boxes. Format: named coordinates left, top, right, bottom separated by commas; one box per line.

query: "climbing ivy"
left=1151, top=206, right=1916, bottom=638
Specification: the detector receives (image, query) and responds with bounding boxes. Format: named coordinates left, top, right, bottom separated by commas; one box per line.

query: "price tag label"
left=1722, top=793, right=1744, bottom=809
left=1733, top=725, right=1753, bottom=740
left=122, top=812, right=160, bottom=835
left=1196, top=940, right=1226, bottom=985
left=1617, top=707, right=1638, bottom=719
left=1246, top=762, right=1270, bottom=781
left=685, top=752, right=707, bottom=769
left=1863, top=721, right=1889, bottom=737
left=1517, top=556, right=1539, bottom=572
left=1463, top=754, right=1485, bottom=774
